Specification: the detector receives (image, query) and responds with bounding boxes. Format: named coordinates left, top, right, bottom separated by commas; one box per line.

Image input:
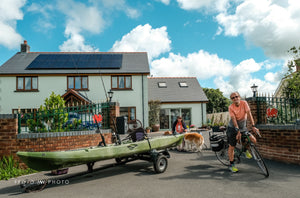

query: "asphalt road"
left=1, top=132, right=300, bottom=198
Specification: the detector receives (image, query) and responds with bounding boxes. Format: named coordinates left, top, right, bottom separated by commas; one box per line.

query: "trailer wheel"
left=153, top=155, right=168, bottom=173
left=115, top=157, right=128, bottom=164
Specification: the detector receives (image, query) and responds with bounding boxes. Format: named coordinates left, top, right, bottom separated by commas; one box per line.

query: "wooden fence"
left=207, top=112, right=230, bottom=125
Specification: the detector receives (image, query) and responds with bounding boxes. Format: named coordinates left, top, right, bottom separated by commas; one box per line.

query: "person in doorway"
left=172, top=116, right=188, bottom=151
left=227, top=92, right=259, bottom=173
left=172, top=116, right=188, bottom=134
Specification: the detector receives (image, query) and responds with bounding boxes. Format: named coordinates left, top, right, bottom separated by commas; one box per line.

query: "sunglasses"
left=231, top=96, right=239, bottom=100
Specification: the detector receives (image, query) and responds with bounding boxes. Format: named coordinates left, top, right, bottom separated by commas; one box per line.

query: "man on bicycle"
left=227, top=92, right=259, bottom=172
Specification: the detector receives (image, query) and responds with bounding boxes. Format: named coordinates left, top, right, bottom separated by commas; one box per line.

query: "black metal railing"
left=17, top=102, right=111, bottom=133
left=256, top=96, right=300, bottom=125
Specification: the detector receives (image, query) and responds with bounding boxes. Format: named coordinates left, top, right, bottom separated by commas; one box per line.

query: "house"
left=148, top=77, right=208, bottom=130
left=273, top=62, right=300, bottom=98
left=0, top=41, right=150, bottom=127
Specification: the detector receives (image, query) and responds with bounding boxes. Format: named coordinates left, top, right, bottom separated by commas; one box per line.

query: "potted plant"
left=212, top=122, right=225, bottom=132
left=145, top=127, right=151, bottom=133
left=148, top=100, right=161, bottom=132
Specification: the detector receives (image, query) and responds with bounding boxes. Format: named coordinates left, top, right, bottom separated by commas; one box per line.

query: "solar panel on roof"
left=26, top=54, right=123, bottom=70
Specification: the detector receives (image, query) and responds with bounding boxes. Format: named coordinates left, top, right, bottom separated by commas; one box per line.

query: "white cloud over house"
left=110, top=24, right=171, bottom=61
left=215, top=0, right=300, bottom=58
left=176, top=0, right=231, bottom=13
left=58, top=0, right=103, bottom=52
left=176, top=0, right=300, bottom=59
left=174, top=0, right=297, bottom=96
left=0, top=0, right=25, bottom=49
left=214, top=59, right=282, bottom=97
left=151, top=50, right=233, bottom=79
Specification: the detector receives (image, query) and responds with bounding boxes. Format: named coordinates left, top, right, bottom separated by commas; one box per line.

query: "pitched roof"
left=61, top=89, right=92, bottom=104
left=148, top=77, right=208, bottom=103
left=0, top=52, right=150, bottom=75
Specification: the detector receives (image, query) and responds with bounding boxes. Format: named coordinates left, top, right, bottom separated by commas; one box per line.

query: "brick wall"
left=247, top=98, right=300, bottom=165
left=256, top=126, right=300, bottom=165
left=0, top=115, right=112, bottom=168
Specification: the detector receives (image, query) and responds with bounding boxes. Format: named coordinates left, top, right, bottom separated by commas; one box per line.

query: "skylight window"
left=179, top=82, right=188, bottom=87
left=158, top=82, right=167, bottom=88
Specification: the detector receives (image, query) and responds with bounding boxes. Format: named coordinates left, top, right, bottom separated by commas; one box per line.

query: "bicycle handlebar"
left=244, top=130, right=261, bottom=138
left=255, top=130, right=262, bottom=138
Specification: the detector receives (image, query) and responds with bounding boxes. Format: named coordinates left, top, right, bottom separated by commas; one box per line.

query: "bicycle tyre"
left=249, top=145, right=269, bottom=177
left=215, top=143, right=230, bottom=166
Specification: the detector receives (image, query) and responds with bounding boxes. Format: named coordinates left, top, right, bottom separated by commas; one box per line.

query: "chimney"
left=20, top=40, right=30, bottom=53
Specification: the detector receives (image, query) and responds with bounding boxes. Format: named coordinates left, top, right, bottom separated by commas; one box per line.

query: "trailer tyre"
left=115, top=157, right=128, bottom=164
left=154, top=155, right=168, bottom=173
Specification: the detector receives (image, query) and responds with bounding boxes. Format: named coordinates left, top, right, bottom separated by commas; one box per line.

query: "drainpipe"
left=202, top=103, right=204, bottom=125
left=142, top=74, right=145, bottom=126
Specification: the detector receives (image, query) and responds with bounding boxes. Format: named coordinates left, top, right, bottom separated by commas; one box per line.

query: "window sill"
left=67, top=88, right=90, bottom=91
left=14, top=90, right=39, bottom=92
left=111, top=88, right=133, bottom=91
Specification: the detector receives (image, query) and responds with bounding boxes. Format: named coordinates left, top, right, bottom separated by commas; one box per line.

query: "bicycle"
left=210, top=130, right=269, bottom=177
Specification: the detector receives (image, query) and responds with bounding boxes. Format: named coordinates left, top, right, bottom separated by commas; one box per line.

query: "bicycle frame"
left=212, top=130, right=269, bottom=177
left=234, top=132, right=253, bottom=162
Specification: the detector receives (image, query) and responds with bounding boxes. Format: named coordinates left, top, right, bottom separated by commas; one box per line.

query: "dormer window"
left=179, top=82, right=188, bottom=87
left=158, top=82, right=167, bottom=88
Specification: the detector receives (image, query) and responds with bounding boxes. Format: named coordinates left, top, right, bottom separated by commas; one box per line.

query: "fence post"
left=17, top=113, right=21, bottom=134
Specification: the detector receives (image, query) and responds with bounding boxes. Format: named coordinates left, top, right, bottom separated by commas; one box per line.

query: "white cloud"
left=215, top=0, right=300, bottom=58
left=264, top=62, right=287, bottom=84
left=58, top=0, right=104, bottom=52
left=264, top=72, right=277, bottom=83
left=59, top=33, right=98, bottom=52
left=176, top=0, right=231, bottom=13
left=110, top=24, right=171, bottom=60
left=215, top=75, right=278, bottom=98
left=151, top=50, right=233, bottom=78
left=0, top=0, right=25, bottom=49
left=214, top=26, right=223, bottom=37
left=27, top=3, right=55, bottom=33
left=177, top=0, right=300, bottom=59
left=91, top=0, right=140, bottom=18
left=151, top=51, right=281, bottom=97
left=214, top=59, right=282, bottom=97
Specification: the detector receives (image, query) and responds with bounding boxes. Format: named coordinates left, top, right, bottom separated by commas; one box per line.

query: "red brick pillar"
left=0, top=115, right=18, bottom=158
left=246, top=97, right=267, bottom=126
left=109, top=102, right=120, bottom=130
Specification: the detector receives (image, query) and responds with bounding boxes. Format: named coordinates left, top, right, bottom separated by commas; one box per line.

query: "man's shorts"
left=226, top=127, right=238, bottom=146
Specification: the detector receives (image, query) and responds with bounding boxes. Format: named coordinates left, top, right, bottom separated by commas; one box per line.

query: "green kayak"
left=17, top=134, right=183, bottom=171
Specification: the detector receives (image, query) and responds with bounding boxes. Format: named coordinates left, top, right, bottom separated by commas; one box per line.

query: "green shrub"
left=0, top=156, right=36, bottom=180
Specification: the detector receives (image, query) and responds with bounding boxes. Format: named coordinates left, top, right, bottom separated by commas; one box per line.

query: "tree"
left=27, top=92, right=68, bottom=132
left=203, top=88, right=230, bottom=114
left=283, top=46, right=300, bottom=99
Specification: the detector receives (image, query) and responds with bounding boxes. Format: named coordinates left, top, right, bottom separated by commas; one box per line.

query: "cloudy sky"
left=1, top=0, right=299, bottom=97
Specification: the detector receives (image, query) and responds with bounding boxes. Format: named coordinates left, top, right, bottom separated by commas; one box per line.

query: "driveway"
left=0, top=132, right=300, bottom=198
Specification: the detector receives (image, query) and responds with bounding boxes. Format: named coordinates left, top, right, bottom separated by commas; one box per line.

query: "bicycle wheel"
left=215, top=143, right=230, bottom=166
left=249, top=145, right=269, bottom=177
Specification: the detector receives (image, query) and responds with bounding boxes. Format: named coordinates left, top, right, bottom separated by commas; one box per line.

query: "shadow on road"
left=1, top=149, right=300, bottom=195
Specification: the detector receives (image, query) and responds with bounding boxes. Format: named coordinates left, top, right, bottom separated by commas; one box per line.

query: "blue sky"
left=1, top=0, right=300, bottom=97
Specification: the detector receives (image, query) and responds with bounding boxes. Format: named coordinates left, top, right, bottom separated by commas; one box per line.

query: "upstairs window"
left=67, top=76, right=88, bottom=90
left=111, top=76, right=132, bottom=90
left=158, top=82, right=167, bottom=88
left=16, top=76, right=38, bottom=91
left=179, top=82, right=188, bottom=87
